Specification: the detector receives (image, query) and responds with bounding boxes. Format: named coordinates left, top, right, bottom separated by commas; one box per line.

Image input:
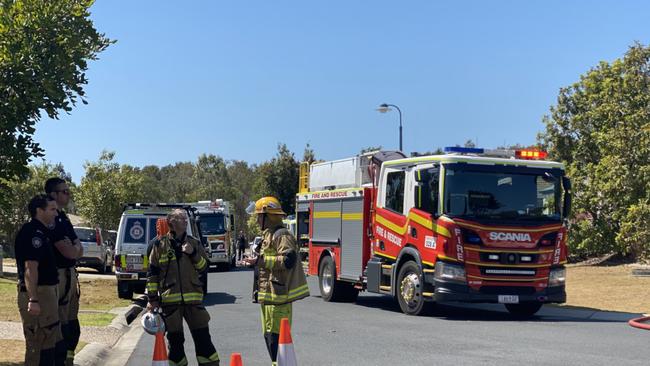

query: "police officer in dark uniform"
left=45, top=177, right=83, bottom=366
left=15, top=194, right=62, bottom=366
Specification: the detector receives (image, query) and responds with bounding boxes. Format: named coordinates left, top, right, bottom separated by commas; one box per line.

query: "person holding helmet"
left=146, top=209, right=220, bottom=366
left=243, top=196, right=309, bottom=365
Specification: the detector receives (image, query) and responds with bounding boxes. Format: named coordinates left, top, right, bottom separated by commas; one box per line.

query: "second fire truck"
left=298, top=147, right=572, bottom=317
left=195, top=199, right=236, bottom=270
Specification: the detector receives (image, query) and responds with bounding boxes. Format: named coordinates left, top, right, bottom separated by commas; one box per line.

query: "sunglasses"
left=54, top=189, right=71, bottom=195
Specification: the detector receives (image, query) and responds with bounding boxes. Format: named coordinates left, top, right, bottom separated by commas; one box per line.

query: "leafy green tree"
left=138, top=165, right=165, bottom=203
left=227, top=160, right=257, bottom=236
left=0, top=0, right=112, bottom=206
left=158, top=162, right=196, bottom=203
left=254, top=143, right=299, bottom=215
left=539, top=43, right=650, bottom=260
left=246, top=213, right=261, bottom=237
left=302, top=143, right=316, bottom=164
left=0, top=162, right=70, bottom=254
left=190, top=154, right=233, bottom=202
left=75, top=151, right=146, bottom=230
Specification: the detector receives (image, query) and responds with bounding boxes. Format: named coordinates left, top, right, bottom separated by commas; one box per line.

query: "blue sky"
left=33, top=1, right=650, bottom=182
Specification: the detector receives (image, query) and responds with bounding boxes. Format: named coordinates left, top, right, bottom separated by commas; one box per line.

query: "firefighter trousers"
left=17, top=284, right=63, bottom=366
left=162, top=304, right=220, bottom=366
left=58, top=267, right=80, bottom=366
left=260, top=303, right=292, bottom=364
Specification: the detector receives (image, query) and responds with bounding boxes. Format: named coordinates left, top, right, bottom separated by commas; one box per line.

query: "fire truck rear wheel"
left=396, top=261, right=425, bottom=316
left=505, top=302, right=543, bottom=318
left=318, top=255, right=358, bottom=302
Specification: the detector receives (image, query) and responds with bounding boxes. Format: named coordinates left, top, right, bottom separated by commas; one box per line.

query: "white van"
left=114, top=203, right=206, bottom=299
left=74, top=226, right=111, bottom=273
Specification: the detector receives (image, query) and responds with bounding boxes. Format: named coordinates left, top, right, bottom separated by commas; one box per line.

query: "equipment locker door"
left=340, top=197, right=364, bottom=280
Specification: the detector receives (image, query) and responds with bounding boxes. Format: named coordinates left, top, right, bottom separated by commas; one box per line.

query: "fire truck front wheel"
left=505, top=302, right=543, bottom=318
left=397, top=261, right=426, bottom=316
left=318, top=255, right=358, bottom=302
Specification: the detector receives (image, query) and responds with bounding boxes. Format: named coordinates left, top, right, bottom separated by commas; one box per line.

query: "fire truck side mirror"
left=562, top=176, right=572, bottom=218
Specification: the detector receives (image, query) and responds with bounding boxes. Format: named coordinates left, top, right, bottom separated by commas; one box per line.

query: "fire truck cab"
left=301, top=147, right=571, bottom=317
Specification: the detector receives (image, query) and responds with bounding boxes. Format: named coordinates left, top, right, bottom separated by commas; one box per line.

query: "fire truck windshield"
left=443, top=165, right=563, bottom=222
left=199, top=214, right=226, bottom=235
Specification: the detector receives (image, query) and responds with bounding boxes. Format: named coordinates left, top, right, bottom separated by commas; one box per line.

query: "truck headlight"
left=434, top=261, right=466, bottom=284
left=548, top=268, right=566, bottom=287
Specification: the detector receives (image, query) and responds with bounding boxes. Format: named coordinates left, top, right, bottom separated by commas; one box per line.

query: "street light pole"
left=377, top=103, right=403, bottom=152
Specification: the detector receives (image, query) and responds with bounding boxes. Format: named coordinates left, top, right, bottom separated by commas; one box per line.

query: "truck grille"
left=479, top=286, right=536, bottom=295
left=480, top=267, right=537, bottom=277
left=479, top=252, right=538, bottom=265
left=210, top=241, right=225, bottom=251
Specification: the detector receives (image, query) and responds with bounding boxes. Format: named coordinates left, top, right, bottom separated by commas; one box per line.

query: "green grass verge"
left=77, top=312, right=116, bottom=327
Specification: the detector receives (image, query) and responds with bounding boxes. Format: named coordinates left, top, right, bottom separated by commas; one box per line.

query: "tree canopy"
left=0, top=0, right=112, bottom=206
left=539, top=43, right=650, bottom=260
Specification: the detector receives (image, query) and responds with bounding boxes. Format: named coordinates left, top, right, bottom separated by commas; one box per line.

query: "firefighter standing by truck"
left=146, top=209, right=220, bottom=366
left=45, top=177, right=83, bottom=365
left=244, top=197, right=309, bottom=366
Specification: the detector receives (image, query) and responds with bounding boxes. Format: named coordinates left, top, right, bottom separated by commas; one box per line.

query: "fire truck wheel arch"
left=318, top=249, right=337, bottom=273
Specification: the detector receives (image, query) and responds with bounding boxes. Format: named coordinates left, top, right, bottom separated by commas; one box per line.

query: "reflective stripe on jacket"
left=146, top=233, right=208, bottom=305
left=257, top=226, right=309, bottom=305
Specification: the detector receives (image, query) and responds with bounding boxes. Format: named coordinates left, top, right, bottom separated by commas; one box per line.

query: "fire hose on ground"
left=628, top=316, right=650, bottom=330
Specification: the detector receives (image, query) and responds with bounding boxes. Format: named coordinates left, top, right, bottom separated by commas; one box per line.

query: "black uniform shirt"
left=51, top=209, right=78, bottom=268
left=15, top=219, right=59, bottom=286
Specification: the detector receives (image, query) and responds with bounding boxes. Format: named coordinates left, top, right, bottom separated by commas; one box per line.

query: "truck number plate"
left=498, top=295, right=519, bottom=304
left=126, top=255, right=143, bottom=264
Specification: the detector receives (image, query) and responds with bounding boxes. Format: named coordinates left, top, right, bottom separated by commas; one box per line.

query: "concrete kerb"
left=74, top=304, right=145, bottom=366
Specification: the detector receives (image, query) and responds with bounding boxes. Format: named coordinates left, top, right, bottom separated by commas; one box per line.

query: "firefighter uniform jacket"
left=146, top=233, right=209, bottom=305
left=257, top=226, right=309, bottom=305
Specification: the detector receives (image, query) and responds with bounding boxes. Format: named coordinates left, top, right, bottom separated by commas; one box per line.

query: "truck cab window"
left=415, top=168, right=439, bottom=216
left=385, top=171, right=405, bottom=214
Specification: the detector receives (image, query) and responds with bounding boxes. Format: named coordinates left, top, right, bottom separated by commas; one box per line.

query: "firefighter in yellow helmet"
left=244, top=197, right=309, bottom=365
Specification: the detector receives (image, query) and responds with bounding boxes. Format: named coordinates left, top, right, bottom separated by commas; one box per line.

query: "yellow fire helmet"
left=246, top=196, right=286, bottom=215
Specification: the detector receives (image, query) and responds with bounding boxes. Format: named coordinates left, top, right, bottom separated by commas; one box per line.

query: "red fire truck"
left=298, top=147, right=571, bottom=317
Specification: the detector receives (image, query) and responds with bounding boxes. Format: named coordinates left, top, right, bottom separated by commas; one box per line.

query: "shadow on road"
left=203, top=292, right=237, bottom=306
left=352, top=294, right=639, bottom=323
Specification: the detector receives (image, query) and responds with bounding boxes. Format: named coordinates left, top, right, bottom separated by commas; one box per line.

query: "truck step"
left=379, top=285, right=392, bottom=294
left=381, top=264, right=393, bottom=276
left=422, top=269, right=435, bottom=274
left=422, top=292, right=434, bottom=297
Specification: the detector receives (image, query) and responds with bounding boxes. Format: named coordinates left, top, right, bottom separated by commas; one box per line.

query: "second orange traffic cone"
left=230, top=352, right=243, bottom=366
left=152, top=331, right=169, bottom=366
left=277, top=318, right=297, bottom=366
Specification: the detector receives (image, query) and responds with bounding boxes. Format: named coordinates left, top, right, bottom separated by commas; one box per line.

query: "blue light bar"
left=444, top=146, right=485, bottom=154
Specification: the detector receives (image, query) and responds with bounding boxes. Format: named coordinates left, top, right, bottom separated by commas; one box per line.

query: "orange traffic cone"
left=277, top=318, right=297, bottom=366
left=152, top=331, right=169, bottom=366
left=230, top=352, right=243, bottom=366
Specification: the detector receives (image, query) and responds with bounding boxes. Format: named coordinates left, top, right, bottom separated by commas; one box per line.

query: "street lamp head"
left=377, top=103, right=391, bottom=113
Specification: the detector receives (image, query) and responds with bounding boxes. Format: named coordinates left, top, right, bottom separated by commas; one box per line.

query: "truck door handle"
left=379, top=241, right=385, bottom=251
left=411, top=227, right=417, bottom=238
